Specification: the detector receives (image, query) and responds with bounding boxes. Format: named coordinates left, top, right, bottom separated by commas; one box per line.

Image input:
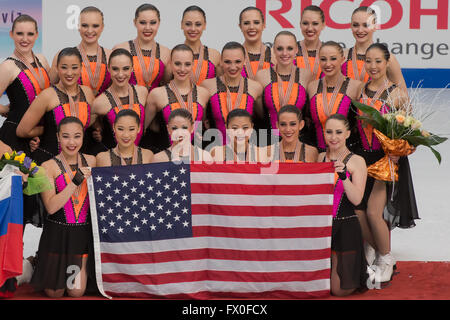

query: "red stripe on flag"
left=101, top=248, right=331, bottom=264
left=103, top=269, right=331, bottom=285
left=190, top=162, right=335, bottom=175
left=192, top=226, right=331, bottom=239
left=105, top=289, right=331, bottom=299
left=191, top=183, right=332, bottom=196
left=191, top=204, right=332, bottom=216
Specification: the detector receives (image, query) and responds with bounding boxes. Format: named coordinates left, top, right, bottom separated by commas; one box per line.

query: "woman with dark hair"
left=342, top=6, right=407, bottom=92
left=91, top=48, right=148, bottom=150
left=255, top=31, right=310, bottom=133
left=209, top=109, right=270, bottom=162
left=318, top=114, right=368, bottom=297
left=30, top=116, right=96, bottom=298
left=201, top=42, right=264, bottom=145
left=181, top=5, right=221, bottom=84
left=353, top=43, right=417, bottom=284
left=49, top=6, right=111, bottom=95
left=113, top=3, right=171, bottom=91
left=153, top=108, right=212, bottom=163
left=276, top=105, right=318, bottom=163
left=295, top=5, right=326, bottom=80
left=16, top=47, right=96, bottom=165
left=238, top=6, right=274, bottom=79
left=96, top=109, right=154, bottom=166
left=306, top=41, right=362, bottom=153
left=145, top=44, right=210, bottom=152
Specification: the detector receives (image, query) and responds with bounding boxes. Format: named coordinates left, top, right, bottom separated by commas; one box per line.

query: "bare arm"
left=339, top=155, right=367, bottom=206
left=387, top=54, right=408, bottom=94
left=16, top=88, right=53, bottom=138
left=40, top=160, right=92, bottom=215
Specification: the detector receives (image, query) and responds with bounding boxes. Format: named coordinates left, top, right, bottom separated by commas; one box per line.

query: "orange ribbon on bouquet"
left=368, top=129, right=415, bottom=182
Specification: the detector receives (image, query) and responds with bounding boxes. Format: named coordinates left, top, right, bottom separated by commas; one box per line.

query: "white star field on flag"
left=92, top=165, right=192, bottom=241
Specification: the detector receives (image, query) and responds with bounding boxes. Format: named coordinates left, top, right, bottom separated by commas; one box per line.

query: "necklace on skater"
left=13, top=49, right=46, bottom=91
left=77, top=43, right=103, bottom=95
left=221, top=75, right=244, bottom=113
left=276, top=64, right=296, bottom=108
left=322, top=74, right=345, bottom=116
left=299, top=40, right=321, bottom=79
left=59, top=152, right=82, bottom=205
left=108, top=84, right=135, bottom=111
left=133, top=38, right=156, bottom=88
left=191, top=43, right=205, bottom=84
left=115, top=145, right=138, bottom=166
left=243, top=43, right=265, bottom=79
left=168, top=80, right=194, bottom=114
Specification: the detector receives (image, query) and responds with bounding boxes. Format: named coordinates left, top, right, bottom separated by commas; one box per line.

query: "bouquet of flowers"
left=353, top=100, right=447, bottom=182
left=0, top=151, right=53, bottom=195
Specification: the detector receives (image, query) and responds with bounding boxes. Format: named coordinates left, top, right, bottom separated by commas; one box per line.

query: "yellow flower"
left=395, top=114, right=405, bottom=124
left=14, top=153, right=26, bottom=164
left=4, top=153, right=10, bottom=160
left=30, top=162, right=37, bottom=169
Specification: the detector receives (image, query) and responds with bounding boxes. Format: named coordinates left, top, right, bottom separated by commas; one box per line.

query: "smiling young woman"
left=276, top=105, right=318, bottom=163
left=295, top=5, right=326, bottom=80
left=318, top=114, right=368, bottom=297
left=152, top=108, right=212, bottom=163
left=201, top=42, right=264, bottom=145
left=342, top=6, right=407, bottom=93
left=0, top=15, right=51, bottom=155
left=16, top=48, right=96, bottom=165
left=91, top=48, right=148, bottom=151
left=305, top=41, right=362, bottom=153
left=353, top=43, right=418, bottom=285
left=113, top=4, right=171, bottom=91
left=49, top=6, right=112, bottom=96
left=180, top=5, right=221, bottom=85
left=95, top=109, right=154, bottom=167
left=255, top=31, right=311, bottom=134
left=145, top=44, right=211, bottom=152
left=238, top=7, right=274, bottom=79
left=30, top=116, right=96, bottom=299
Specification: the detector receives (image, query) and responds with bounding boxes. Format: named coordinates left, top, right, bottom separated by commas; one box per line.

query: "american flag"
left=88, top=162, right=335, bottom=299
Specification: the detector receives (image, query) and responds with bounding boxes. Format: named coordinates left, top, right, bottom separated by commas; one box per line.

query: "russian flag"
left=0, top=169, right=23, bottom=287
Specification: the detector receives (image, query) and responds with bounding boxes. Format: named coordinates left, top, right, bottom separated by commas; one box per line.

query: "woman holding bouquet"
left=354, top=43, right=418, bottom=284
left=319, top=113, right=368, bottom=296
left=30, top=117, right=96, bottom=298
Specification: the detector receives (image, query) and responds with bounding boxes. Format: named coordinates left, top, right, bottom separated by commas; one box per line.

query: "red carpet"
left=6, top=261, right=450, bottom=300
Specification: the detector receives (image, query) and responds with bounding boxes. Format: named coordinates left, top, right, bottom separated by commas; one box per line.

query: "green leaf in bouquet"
left=428, top=145, right=442, bottom=164
left=352, top=100, right=387, bottom=131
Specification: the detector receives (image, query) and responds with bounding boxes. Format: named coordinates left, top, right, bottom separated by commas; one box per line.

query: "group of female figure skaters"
left=0, top=3, right=418, bottom=298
